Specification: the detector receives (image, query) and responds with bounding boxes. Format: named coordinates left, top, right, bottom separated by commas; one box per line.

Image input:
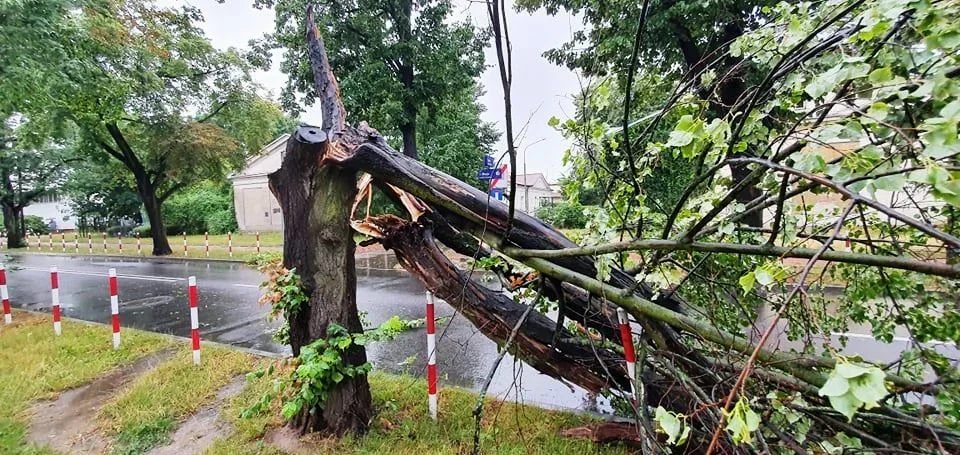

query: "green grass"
left=98, top=346, right=254, bottom=454
left=0, top=311, right=173, bottom=454
left=207, top=371, right=627, bottom=455
left=2, top=312, right=623, bottom=455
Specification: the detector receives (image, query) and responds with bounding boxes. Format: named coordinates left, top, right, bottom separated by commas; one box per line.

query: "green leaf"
left=547, top=116, right=560, bottom=128
left=738, top=272, right=756, bottom=295
left=848, top=368, right=888, bottom=407
left=835, top=362, right=868, bottom=378
left=723, top=397, right=760, bottom=445
left=818, top=375, right=850, bottom=397
left=795, top=152, right=826, bottom=173
left=872, top=174, right=905, bottom=192
left=754, top=268, right=774, bottom=286
left=827, top=390, right=861, bottom=421
left=281, top=400, right=301, bottom=419
left=868, top=67, right=893, bottom=83
left=655, top=406, right=682, bottom=445
left=666, top=130, right=695, bottom=148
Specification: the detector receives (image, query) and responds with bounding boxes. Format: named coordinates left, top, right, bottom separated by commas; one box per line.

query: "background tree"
left=417, top=85, right=500, bottom=188
left=0, top=125, right=74, bottom=247
left=62, top=160, right=142, bottom=234
left=265, top=0, right=487, bottom=160
left=12, top=0, right=286, bottom=255
left=521, top=0, right=779, bottom=227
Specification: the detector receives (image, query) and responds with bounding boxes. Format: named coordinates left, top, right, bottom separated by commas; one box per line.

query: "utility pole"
left=523, top=146, right=529, bottom=213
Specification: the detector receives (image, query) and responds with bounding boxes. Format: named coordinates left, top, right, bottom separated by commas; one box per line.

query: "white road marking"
left=233, top=284, right=259, bottom=288
left=19, top=267, right=181, bottom=283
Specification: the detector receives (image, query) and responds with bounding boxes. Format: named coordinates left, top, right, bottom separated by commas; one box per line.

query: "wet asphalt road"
left=2, top=253, right=598, bottom=411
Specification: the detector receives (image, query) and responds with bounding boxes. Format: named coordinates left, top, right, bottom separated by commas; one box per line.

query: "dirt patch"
left=263, top=425, right=336, bottom=454
left=27, top=348, right=176, bottom=454
left=148, top=375, right=246, bottom=455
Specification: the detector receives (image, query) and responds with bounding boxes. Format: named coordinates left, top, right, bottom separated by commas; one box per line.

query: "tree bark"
left=268, top=131, right=372, bottom=437
left=139, top=187, right=173, bottom=256
left=399, top=117, right=417, bottom=159
left=1, top=203, right=25, bottom=248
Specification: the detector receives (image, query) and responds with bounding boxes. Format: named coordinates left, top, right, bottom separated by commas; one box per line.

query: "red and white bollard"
left=88, top=234, right=93, bottom=254
left=60, top=231, right=65, bottom=252
left=74, top=233, right=79, bottom=254
left=1, top=264, right=11, bottom=324
left=48, top=232, right=53, bottom=251
left=35, top=233, right=41, bottom=250
left=117, top=233, right=122, bottom=252
left=188, top=276, right=200, bottom=365
left=136, top=232, right=142, bottom=256
left=426, top=291, right=438, bottom=420
left=183, top=232, right=188, bottom=257
left=227, top=232, right=233, bottom=258
left=51, top=266, right=61, bottom=335
left=616, top=308, right=637, bottom=397
left=102, top=232, right=107, bottom=254
left=109, top=268, right=120, bottom=349
left=255, top=232, right=261, bottom=254
left=204, top=232, right=209, bottom=258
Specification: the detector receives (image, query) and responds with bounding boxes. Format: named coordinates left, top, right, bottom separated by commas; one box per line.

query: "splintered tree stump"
left=267, top=128, right=373, bottom=437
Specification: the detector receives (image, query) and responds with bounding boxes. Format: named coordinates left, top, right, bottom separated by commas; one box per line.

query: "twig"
left=472, top=283, right=542, bottom=455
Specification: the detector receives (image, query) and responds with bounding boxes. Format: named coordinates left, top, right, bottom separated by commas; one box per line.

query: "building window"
left=37, top=192, right=61, bottom=203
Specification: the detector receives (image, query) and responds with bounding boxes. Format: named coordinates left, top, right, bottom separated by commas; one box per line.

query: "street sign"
left=489, top=188, right=504, bottom=200
left=483, top=154, right=495, bottom=168
left=477, top=168, right=504, bottom=180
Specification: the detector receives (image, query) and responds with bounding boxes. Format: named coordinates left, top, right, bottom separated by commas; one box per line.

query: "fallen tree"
left=266, top=2, right=960, bottom=452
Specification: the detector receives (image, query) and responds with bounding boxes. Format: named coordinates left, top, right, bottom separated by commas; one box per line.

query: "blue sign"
left=483, top=154, right=496, bottom=168
left=477, top=168, right=504, bottom=180
left=489, top=188, right=504, bottom=200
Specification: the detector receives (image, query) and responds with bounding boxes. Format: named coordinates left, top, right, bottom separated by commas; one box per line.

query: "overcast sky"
left=179, top=0, right=581, bottom=181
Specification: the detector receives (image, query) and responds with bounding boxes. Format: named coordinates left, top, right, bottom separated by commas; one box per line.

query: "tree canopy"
left=6, top=0, right=288, bottom=254
left=264, top=0, right=488, bottom=160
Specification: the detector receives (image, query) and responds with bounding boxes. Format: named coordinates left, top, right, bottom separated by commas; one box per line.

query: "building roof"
left=229, top=133, right=290, bottom=180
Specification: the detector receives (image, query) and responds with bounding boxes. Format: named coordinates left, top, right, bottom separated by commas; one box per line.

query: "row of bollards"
left=0, top=264, right=203, bottom=365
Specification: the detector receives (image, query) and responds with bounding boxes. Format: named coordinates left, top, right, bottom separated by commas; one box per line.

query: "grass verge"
left=0, top=311, right=173, bottom=454
left=207, top=371, right=626, bottom=455
left=98, top=346, right=254, bottom=454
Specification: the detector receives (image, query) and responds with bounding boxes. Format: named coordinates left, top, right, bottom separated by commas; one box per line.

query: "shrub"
left=536, top=202, right=588, bottom=229
left=162, top=183, right=234, bottom=235
left=205, top=209, right=237, bottom=235
left=133, top=224, right=152, bottom=237
left=23, top=215, right=50, bottom=235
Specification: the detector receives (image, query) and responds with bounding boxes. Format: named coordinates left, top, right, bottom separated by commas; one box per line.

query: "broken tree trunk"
left=263, top=10, right=371, bottom=436
left=267, top=129, right=372, bottom=437
left=360, top=214, right=629, bottom=392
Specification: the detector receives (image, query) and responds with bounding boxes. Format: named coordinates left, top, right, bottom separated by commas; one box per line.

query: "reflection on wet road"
left=3, top=254, right=600, bottom=411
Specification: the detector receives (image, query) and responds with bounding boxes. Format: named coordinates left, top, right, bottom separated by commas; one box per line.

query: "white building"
left=492, top=173, right=562, bottom=214
left=24, top=192, right=76, bottom=231
left=229, top=134, right=288, bottom=232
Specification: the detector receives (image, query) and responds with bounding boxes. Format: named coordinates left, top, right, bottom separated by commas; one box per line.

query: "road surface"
left=2, top=253, right=599, bottom=411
